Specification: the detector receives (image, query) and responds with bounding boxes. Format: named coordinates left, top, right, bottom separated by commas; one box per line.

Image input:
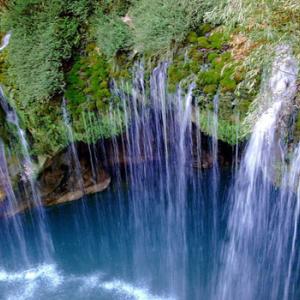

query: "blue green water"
left=0, top=168, right=230, bottom=300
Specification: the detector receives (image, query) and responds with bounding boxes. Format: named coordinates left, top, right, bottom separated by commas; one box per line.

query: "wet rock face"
left=271, top=46, right=299, bottom=135
left=269, top=45, right=298, bottom=100
left=244, top=44, right=299, bottom=142
left=38, top=144, right=111, bottom=206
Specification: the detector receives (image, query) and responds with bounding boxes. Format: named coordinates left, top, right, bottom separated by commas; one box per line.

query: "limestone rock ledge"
left=38, top=146, right=111, bottom=206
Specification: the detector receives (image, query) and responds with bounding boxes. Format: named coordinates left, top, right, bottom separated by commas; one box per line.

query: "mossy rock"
left=168, top=62, right=191, bottom=92
left=221, top=66, right=236, bottom=81
left=198, top=23, right=213, bottom=36
left=189, top=61, right=200, bottom=73
left=187, top=32, right=198, bottom=44
left=220, top=78, right=237, bottom=93
left=212, top=52, right=231, bottom=67
left=168, top=82, right=177, bottom=93
left=203, top=84, right=218, bottom=95
left=0, top=51, right=8, bottom=85
left=197, top=37, right=211, bottom=49
left=238, top=99, right=252, bottom=115
left=207, top=52, right=219, bottom=63
left=188, top=47, right=203, bottom=62
left=65, top=45, right=111, bottom=113
left=293, top=111, right=300, bottom=141
left=197, top=70, right=220, bottom=86
left=208, top=32, right=228, bottom=49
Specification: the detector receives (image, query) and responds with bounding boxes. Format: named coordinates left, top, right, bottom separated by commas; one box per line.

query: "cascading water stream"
left=61, top=98, right=98, bottom=259
left=0, top=87, right=52, bottom=263
left=217, top=45, right=299, bottom=300
left=62, top=98, right=85, bottom=195
left=281, top=144, right=300, bottom=300
left=0, top=139, right=29, bottom=267
left=0, top=42, right=299, bottom=299
left=0, top=32, right=11, bottom=52
left=211, top=93, right=220, bottom=255
left=108, top=63, right=223, bottom=299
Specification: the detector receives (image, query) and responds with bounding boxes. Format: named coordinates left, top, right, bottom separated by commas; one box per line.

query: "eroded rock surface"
left=38, top=145, right=111, bottom=206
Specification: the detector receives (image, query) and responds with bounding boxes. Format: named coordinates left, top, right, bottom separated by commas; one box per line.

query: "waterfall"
left=62, top=98, right=85, bottom=194
left=0, top=87, right=52, bottom=264
left=61, top=98, right=97, bottom=259
left=110, top=62, right=209, bottom=298
left=0, top=139, right=29, bottom=267
left=0, top=41, right=299, bottom=298
left=281, top=144, right=300, bottom=300
left=0, top=32, right=11, bottom=52
left=217, top=45, right=299, bottom=300
left=211, top=93, right=220, bottom=252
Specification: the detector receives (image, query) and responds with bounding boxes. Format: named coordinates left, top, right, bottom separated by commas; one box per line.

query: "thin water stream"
left=0, top=49, right=299, bottom=300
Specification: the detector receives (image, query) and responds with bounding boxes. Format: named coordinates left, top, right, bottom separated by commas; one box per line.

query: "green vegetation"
left=0, top=0, right=94, bottom=103
left=165, top=25, right=257, bottom=143
left=65, top=44, right=111, bottom=112
left=0, top=0, right=299, bottom=158
left=130, top=0, right=212, bottom=54
left=92, top=9, right=132, bottom=58
left=199, top=110, right=240, bottom=145
left=205, top=0, right=300, bottom=133
left=0, top=0, right=128, bottom=156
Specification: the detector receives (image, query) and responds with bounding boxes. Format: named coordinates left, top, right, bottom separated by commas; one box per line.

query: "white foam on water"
left=101, top=279, right=175, bottom=300
left=0, top=264, right=62, bottom=285
left=7, top=281, right=38, bottom=300
left=0, top=264, right=174, bottom=300
left=0, top=264, right=63, bottom=300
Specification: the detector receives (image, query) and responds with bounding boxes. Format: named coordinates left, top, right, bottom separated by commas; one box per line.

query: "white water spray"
left=217, top=45, right=298, bottom=300
left=0, top=32, right=11, bottom=52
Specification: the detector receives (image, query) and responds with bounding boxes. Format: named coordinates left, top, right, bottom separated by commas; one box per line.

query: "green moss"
left=189, top=61, right=200, bottom=73
left=207, top=52, right=218, bottom=62
left=237, top=98, right=252, bottom=115
left=220, top=78, right=237, bottom=93
left=208, top=32, right=227, bottom=49
left=198, top=23, right=213, bottom=36
left=188, top=47, right=203, bottom=62
left=167, top=60, right=191, bottom=93
left=198, top=110, right=242, bottom=145
left=0, top=50, right=8, bottom=84
left=197, top=70, right=220, bottom=86
left=197, top=36, right=211, bottom=49
left=65, top=45, right=111, bottom=113
left=203, top=84, right=217, bottom=95
left=293, top=111, right=300, bottom=142
left=211, top=52, right=231, bottom=70
left=187, top=31, right=198, bottom=43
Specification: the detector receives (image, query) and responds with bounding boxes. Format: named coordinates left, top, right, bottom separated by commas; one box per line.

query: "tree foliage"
left=0, top=0, right=299, bottom=156
left=92, top=9, right=132, bottom=58
left=130, top=0, right=211, bottom=54
left=0, top=0, right=94, bottom=104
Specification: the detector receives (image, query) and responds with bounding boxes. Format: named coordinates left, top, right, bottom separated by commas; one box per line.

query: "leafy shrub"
left=0, top=0, right=94, bottom=104
left=92, top=10, right=132, bottom=58
left=130, top=0, right=212, bottom=54
left=98, top=0, right=131, bottom=16
left=65, top=44, right=111, bottom=113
